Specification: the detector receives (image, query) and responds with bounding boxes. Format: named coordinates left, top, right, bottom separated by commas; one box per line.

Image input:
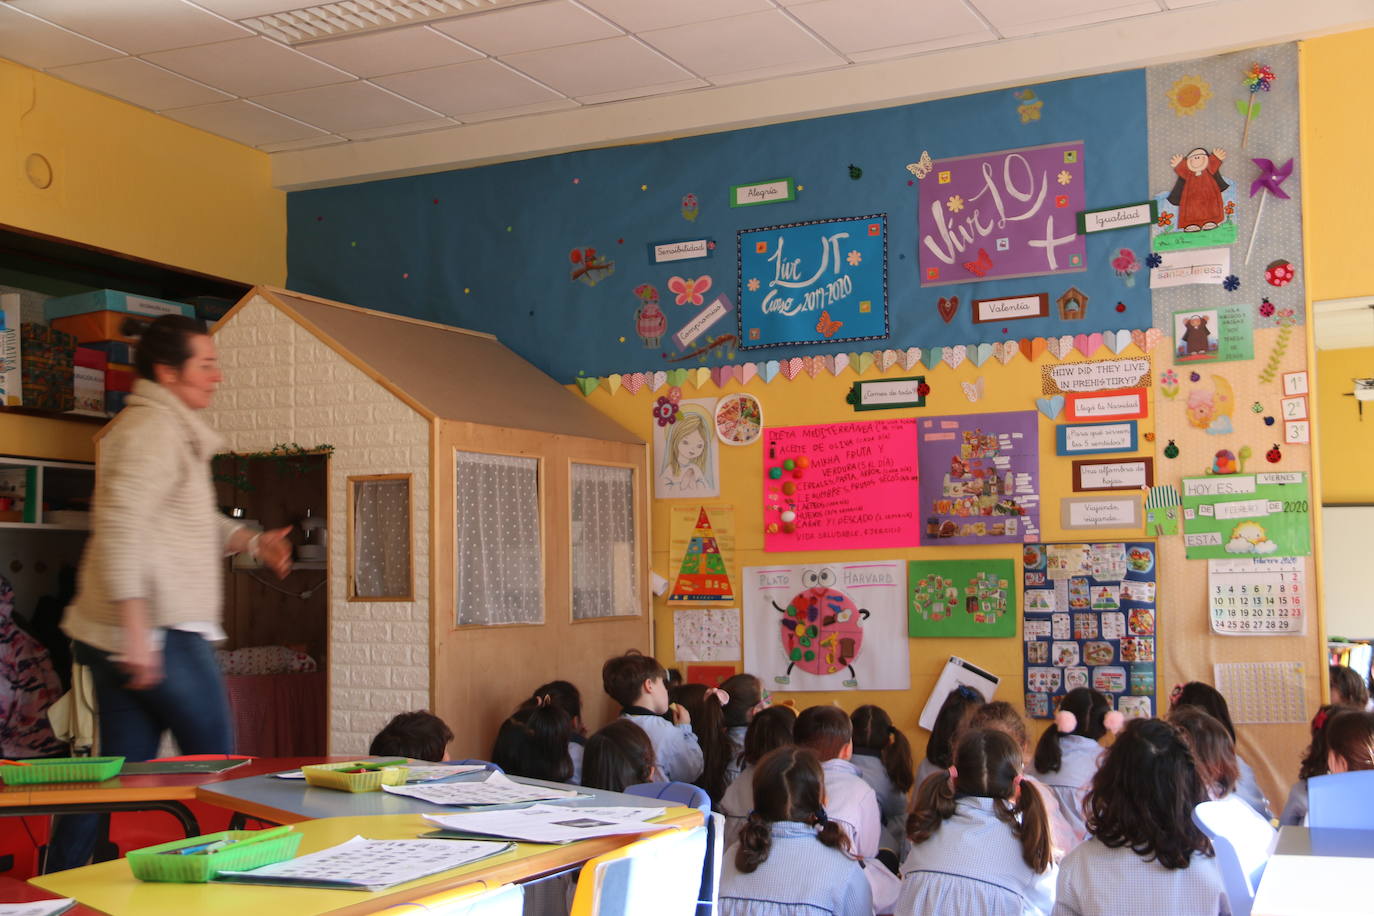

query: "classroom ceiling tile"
left=577, top=0, right=773, bottom=33
left=503, top=36, right=698, bottom=102
left=847, top=31, right=994, bottom=64
left=252, top=81, right=442, bottom=134
left=294, top=26, right=481, bottom=78
left=640, top=9, right=844, bottom=83
left=9, top=0, right=251, bottom=55
left=161, top=98, right=330, bottom=146
left=1159, top=0, right=1224, bottom=7
left=0, top=4, right=122, bottom=70
left=969, top=0, right=1161, bottom=37
left=144, top=36, right=353, bottom=97
left=46, top=57, right=233, bottom=110
left=340, top=117, right=461, bottom=141
left=788, top=0, right=992, bottom=56
left=457, top=98, right=580, bottom=123
left=430, top=0, right=621, bottom=56
left=372, top=59, right=565, bottom=118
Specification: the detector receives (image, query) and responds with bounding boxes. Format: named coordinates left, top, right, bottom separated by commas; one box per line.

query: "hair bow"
left=1055, top=710, right=1078, bottom=734
left=706, top=687, right=730, bottom=706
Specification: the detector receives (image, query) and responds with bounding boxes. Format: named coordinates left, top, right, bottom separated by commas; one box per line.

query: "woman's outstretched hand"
left=255, top=526, right=294, bottom=579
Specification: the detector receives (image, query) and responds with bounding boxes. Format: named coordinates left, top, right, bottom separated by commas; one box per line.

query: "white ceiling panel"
left=503, top=36, right=696, bottom=100
left=10, top=0, right=251, bottom=55
left=789, top=0, right=991, bottom=55
left=340, top=117, right=462, bottom=140
left=847, top=31, right=993, bottom=64
left=458, top=98, right=579, bottom=122
left=295, top=26, right=481, bottom=78
left=971, top=0, right=1162, bottom=37
left=431, top=0, right=621, bottom=56
left=161, top=98, right=329, bottom=146
left=253, top=81, right=440, bottom=133
left=372, top=59, right=565, bottom=118
left=1161, top=0, right=1223, bottom=7
left=641, top=9, right=845, bottom=81
left=0, top=4, right=122, bottom=70
left=47, top=57, right=232, bottom=110
left=577, top=0, right=773, bottom=33
left=144, top=36, right=353, bottom=96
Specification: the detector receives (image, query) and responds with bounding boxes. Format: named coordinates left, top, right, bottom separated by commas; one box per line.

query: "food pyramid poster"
left=669, top=507, right=734, bottom=604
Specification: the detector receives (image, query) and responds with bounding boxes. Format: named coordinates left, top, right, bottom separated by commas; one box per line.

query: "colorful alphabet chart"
left=1207, top=557, right=1306, bottom=636
left=1022, top=541, right=1158, bottom=719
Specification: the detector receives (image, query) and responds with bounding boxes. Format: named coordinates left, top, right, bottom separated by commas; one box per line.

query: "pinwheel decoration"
left=1245, top=157, right=1293, bottom=263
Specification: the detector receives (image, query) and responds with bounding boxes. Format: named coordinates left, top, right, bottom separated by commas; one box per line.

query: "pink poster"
left=763, top=420, right=919, bottom=552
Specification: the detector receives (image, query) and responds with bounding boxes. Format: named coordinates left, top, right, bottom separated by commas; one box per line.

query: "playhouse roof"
left=225, top=287, right=641, bottom=444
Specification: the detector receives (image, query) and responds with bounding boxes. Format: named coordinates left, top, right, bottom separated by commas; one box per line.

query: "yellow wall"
left=1316, top=347, right=1374, bottom=503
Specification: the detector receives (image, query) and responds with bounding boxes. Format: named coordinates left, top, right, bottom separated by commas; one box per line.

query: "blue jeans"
left=46, top=630, right=234, bottom=872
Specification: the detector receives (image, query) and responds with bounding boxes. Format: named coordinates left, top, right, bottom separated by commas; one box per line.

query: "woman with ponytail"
left=671, top=682, right=734, bottom=804
left=897, top=728, right=1057, bottom=915
left=718, top=746, right=871, bottom=916
left=491, top=696, right=574, bottom=782
left=850, top=704, right=914, bottom=862
left=1030, top=688, right=1119, bottom=843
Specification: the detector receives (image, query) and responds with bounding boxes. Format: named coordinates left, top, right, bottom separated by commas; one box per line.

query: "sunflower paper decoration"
left=1166, top=75, right=1212, bottom=116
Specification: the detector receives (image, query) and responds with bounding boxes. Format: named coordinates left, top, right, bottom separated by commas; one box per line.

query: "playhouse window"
left=570, top=463, right=640, bottom=620
left=350, top=475, right=412, bottom=600
left=454, top=451, right=544, bottom=626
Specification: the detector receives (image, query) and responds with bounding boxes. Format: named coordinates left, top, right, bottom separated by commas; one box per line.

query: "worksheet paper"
left=216, top=836, right=512, bottom=891
left=0, top=901, right=76, bottom=916
left=382, top=771, right=584, bottom=806
left=272, top=764, right=485, bottom=782
left=917, top=656, right=1000, bottom=730
left=424, top=805, right=673, bottom=844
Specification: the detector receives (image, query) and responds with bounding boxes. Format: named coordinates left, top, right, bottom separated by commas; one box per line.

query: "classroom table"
left=1252, top=826, right=1374, bottom=915
left=29, top=809, right=702, bottom=916
left=0, top=875, right=104, bottom=913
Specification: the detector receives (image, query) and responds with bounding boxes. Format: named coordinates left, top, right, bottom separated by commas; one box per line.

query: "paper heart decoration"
left=1036, top=395, right=1066, bottom=420
left=1045, top=335, right=1074, bottom=359
left=688, top=367, right=708, bottom=389
left=575, top=376, right=600, bottom=396
left=652, top=371, right=668, bottom=391
left=961, top=377, right=984, bottom=402
left=937, top=296, right=960, bottom=323
left=1020, top=337, right=1047, bottom=361
left=1129, top=329, right=1163, bottom=353
left=1104, top=330, right=1131, bottom=354
left=761, top=360, right=780, bottom=383
left=805, top=356, right=825, bottom=378
left=994, top=341, right=1017, bottom=365
left=926, top=346, right=942, bottom=368
left=831, top=353, right=850, bottom=376
left=943, top=345, right=967, bottom=369
left=1074, top=333, right=1103, bottom=358
left=901, top=348, right=923, bottom=370
left=711, top=366, right=732, bottom=388
left=606, top=373, right=622, bottom=395
left=666, top=368, right=688, bottom=387
left=969, top=342, right=994, bottom=367
left=856, top=352, right=876, bottom=375
left=740, top=363, right=758, bottom=385
left=880, top=349, right=898, bottom=372
left=780, top=357, right=804, bottom=381
left=623, top=372, right=645, bottom=395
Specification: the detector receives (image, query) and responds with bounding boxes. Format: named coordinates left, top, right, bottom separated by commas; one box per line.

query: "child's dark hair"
left=1167, top=705, right=1239, bottom=797
left=925, top=685, right=985, bottom=768
left=908, top=728, right=1051, bottom=873
left=1299, top=704, right=1341, bottom=779
left=533, top=680, right=583, bottom=729
left=743, top=705, right=797, bottom=767
left=1172, top=682, right=1237, bottom=742
left=1084, top=718, right=1210, bottom=870
left=491, top=699, right=573, bottom=782
left=368, top=710, right=453, bottom=762
left=735, top=746, right=849, bottom=874
left=719, top=673, right=763, bottom=728
left=602, top=650, right=666, bottom=708
left=966, top=701, right=1029, bottom=752
left=794, top=706, right=853, bottom=761
left=122, top=314, right=208, bottom=382
left=1033, top=687, right=1110, bottom=774
left=852, top=704, right=914, bottom=794
left=1330, top=665, right=1370, bottom=709
left=582, top=719, right=656, bottom=792
left=1325, top=709, right=1374, bottom=772
left=671, top=683, right=732, bottom=803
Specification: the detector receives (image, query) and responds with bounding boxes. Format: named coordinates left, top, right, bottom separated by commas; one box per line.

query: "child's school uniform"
left=822, top=757, right=901, bottom=914
left=724, top=724, right=748, bottom=786
left=1234, top=755, right=1272, bottom=820
left=568, top=736, right=584, bottom=785
left=850, top=749, right=910, bottom=860
left=721, top=762, right=755, bottom=849
left=1024, top=774, right=1077, bottom=859
left=895, top=796, right=1058, bottom=916
left=719, top=821, right=874, bottom=916
left=1280, top=778, right=1308, bottom=826
left=1051, top=838, right=1228, bottom=916
left=1029, top=736, right=1104, bottom=844
left=623, top=709, right=704, bottom=783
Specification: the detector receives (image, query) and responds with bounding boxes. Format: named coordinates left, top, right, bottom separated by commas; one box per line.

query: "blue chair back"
left=1193, top=796, right=1276, bottom=916
left=626, top=782, right=716, bottom=915
left=1308, top=771, right=1374, bottom=829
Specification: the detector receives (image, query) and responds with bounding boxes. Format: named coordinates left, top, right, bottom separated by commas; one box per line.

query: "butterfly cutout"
left=667, top=275, right=712, bottom=306
left=961, top=377, right=984, bottom=403
left=905, top=150, right=933, bottom=180
left=963, top=248, right=993, bottom=278
left=816, top=310, right=843, bottom=339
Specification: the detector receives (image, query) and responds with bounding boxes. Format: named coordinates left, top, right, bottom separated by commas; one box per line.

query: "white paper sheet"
left=382, top=771, right=583, bottom=807
left=673, top=607, right=741, bottom=662
left=917, top=656, right=1000, bottom=731
left=216, top=835, right=511, bottom=891
left=0, top=901, right=76, bottom=916
left=424, top=804, right=674, bottom=844
left=1150, top=247, right=1231, bottom=288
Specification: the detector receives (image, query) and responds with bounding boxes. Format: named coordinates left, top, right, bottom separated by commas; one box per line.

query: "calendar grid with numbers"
left=1207, top=557, right=1306, bottom=635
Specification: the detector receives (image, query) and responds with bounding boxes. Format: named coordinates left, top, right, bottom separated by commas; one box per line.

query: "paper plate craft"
left=714, top=393, right=763, bottom=446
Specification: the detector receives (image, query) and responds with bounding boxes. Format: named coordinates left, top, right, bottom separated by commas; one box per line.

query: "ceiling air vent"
left=240, top=0, right=543, bottom=44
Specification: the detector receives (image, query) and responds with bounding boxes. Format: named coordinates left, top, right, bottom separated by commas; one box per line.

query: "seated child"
left=1324, top=708, right=1374, bottom=774
left=1329, top=665, right=1370, bottom=710
left=582, top=718, right=657, bottom=792
left=1055, top=718, right=1227, bottom=916
left=671, top=682, right=733, bottom=804
left=721, top=705, right=797, bottom=847
left=719, top=673, right=767, bottom=784
left=850, top=704, right=914, bottom=863
left=533, top=680, right=586, bottom=783
left=966, top=701, right=1075, bottom=859
left=491, top=697, right=573, bottom=782
left=898, top=728, right=1057, bottom=916
left=1172, top=681, right=1271, bottom=819
left=719, top=745, right=872, bottom=916
left=369, top=710, right=453, bottom=761
left=1030, top=688, right=1118, bottom=844
left=1282, top=704, right=1339, bottom=825
left=917, top=685, right=984, bottom=787
left=602, top=650, right=703, bottom=783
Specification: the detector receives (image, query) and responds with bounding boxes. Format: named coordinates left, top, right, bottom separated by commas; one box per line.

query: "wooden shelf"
left=0, top=405, right=109, bottom=425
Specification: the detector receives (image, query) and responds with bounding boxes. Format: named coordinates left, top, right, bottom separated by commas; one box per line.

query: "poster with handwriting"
left=908, top=559, right=1016, bottom=638
left=763, top=420, right=919, bottom=552
left=918, top=141, right=1086, bottom=286
left=1180, top=472, right=1312, bottom=559
left=916, top=411, right=1040, bottom=545
left=737, top=214, right=888, bottom=349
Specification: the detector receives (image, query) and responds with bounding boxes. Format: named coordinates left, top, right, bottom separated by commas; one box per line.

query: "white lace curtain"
left=352, top=477, right=410, bottom=598
left=455, top=451, right=543, bottom=626
left=571, top=463, right=639, bottom=620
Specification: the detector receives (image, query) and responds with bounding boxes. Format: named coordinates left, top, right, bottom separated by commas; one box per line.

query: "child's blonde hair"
left=665, top=408, right=710, bottom=477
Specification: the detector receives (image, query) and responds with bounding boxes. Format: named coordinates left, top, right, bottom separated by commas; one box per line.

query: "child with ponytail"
left=721, top=705, right=797, bottom=847
left=850, top=704, right=915, bottom=862
left=671, top=682, right=734, bottom=804
left=490, top=697, right=574, bottom=783
left=897, top=728, right=1056, bottom=915
left=1029, top=688, right=1120, bottom=843
left=718, top=746, right=872, bottom=916
left=965, top=701, right=1075, bottom=859
left=917, top=685, right=984, bottom=787
left=719, top=673, right=767, bottom=784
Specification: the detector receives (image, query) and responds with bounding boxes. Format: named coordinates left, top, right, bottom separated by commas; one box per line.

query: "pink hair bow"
left=706, top=687, right=730, bottom=706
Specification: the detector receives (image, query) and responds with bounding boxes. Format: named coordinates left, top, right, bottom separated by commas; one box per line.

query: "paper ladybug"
left=1265, top=259, right=1295, bottom=287
left=1266, top=443, right=1282, bottom=463
left=773, top=568, right=869, bottom=680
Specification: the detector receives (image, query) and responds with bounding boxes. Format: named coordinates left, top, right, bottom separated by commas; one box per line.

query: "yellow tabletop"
left=31, top=809, right=701, bottom=916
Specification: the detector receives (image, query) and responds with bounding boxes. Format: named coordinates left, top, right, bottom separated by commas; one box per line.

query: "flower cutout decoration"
left=653, top=396, right=678, bottom=427
left=1018, top=100, right=1043, bottom=123
left=1167, top=74, right=1213, bottom=116
left=948, top=195, right=965, bottom=213
left=1161, top=370, right=1178, bottom=386
left=1146, top=252, right=1163, bottom=269
left=1225, top=200, right=1236, bottom=217
left=1244, top=62, right=1276, bottom=93
left=1157, top=212, right=1174, bottom=228
left=1057, top=170, right=1073, bottom=186
left=847, top=250, right=862, bottom=266
left=747, top=277, right=760, bottom=292
left=1259, top=298, right=1276, bottom=317
left=1276, top=306, right=1297, bottom=327
left=1223, top=274, right=1241, bottom=291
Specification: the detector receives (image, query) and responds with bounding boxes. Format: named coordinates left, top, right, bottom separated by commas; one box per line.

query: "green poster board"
left=908, top=559, right=1016, bottom=638
left=1181, top=472, right=1312, bottom=559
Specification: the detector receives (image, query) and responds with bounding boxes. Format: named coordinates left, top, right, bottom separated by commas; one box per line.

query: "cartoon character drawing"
left=658, top=406, right=713, bottom=495
left=634, top=284, right=666, bottom=347
left=773, top=568, right=870, bottom=680
left=1167, top=147, right=1229, bottom=231
left=1185, top=375, right=1235, bottom=434
left=1225, top=520, right=1279, bottom=555
left=681, top=193, right=699, bottom=222
left=1181, top=315, right=1211, bottom=356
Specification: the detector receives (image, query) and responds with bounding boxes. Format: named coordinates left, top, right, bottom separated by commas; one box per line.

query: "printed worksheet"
left=216, top=836, right=512, bottom=891
left=0, top=901, right=76, bottom=916
left=424, top=804, right=673, bottom=844
left=382, top=771, right=583, bottom=806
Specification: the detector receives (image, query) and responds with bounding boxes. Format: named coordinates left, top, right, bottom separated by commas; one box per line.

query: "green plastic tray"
left=0, top=756, right=125, bottom=785
left=128, top=829, right=302, bottom=883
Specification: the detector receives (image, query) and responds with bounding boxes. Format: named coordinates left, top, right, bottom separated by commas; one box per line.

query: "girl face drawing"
left=665, top=410, right=711, bottom=477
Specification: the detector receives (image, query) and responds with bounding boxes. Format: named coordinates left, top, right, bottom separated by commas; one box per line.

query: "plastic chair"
left=570, top=824, right=707, bottom=916
left=1307, top=770, right=1374, bottom=829
left=1193, top=796, right=1277, bottom=916
left=625, top=782, right=717, bottom=915
left=379, top=881, right=524, bottom=914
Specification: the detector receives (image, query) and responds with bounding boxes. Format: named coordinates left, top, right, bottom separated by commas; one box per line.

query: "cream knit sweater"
left=63, top=379, right=243, bottom=653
